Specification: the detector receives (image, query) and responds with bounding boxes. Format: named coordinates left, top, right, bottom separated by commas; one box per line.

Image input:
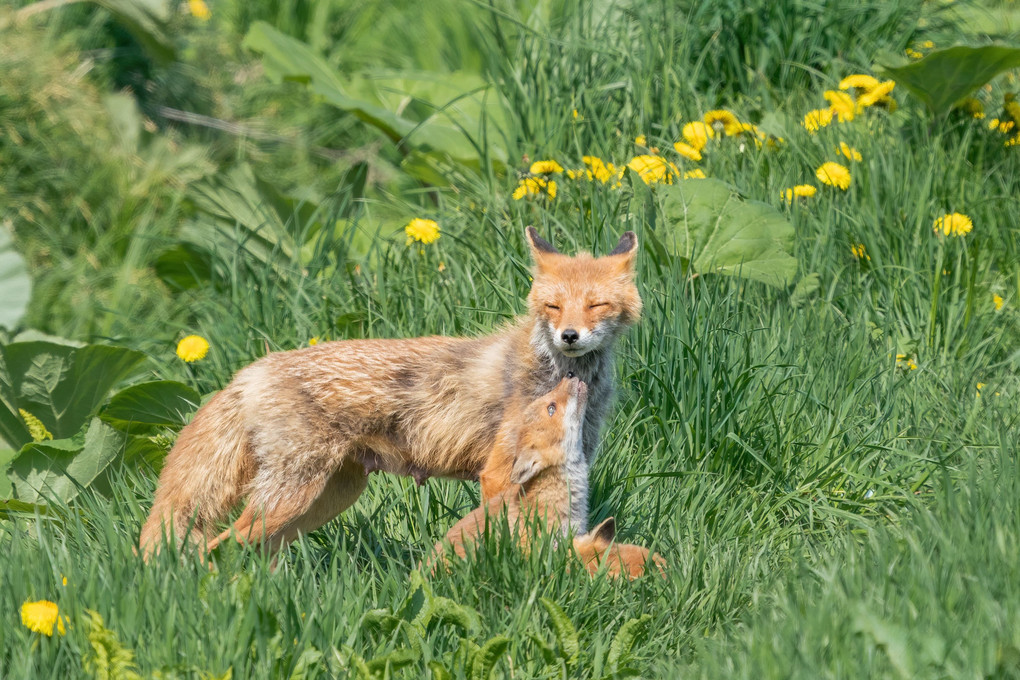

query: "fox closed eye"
left=545, top=304, right=560, bottom=310
left=588, top=302, right=608, bottom=309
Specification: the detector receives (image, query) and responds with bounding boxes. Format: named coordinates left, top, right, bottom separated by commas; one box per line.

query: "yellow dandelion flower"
left=738, top=123, right=767, bottom=146
left=62, top=576, right=68, bottom=586
left=837, top=142, right=862, bottom=162
left=513, top=177, right=552, bottom=199
left=627, top=155, right=678, bottom=185
left=839, top=74, right=880, bottom=91
left=824, top=90, right=857, bottom=122
left=851, top=243, right=870, bottom=261
left=529, top=160, right=564, bottom=175
left=977, top=382, right=986, bottom=397
left=988, top=118, right=1001, bottom=130
left=803, top=108, right=834, bottom=132
left=683, top=169, right=706, bottom=179
left=405, top=218, right=440, bottom=245
left=704, top=110, right=742, bottom=136
left=572, top=109, right=581, bottom=120
left=1006, top=135, right=1020, bottom=147
left=188, top=0, right=211, bottom=21
left=896, top=354, right=918, bottom=371
left=997, top=120, right=1015, bottom=134
left=780, top=185, right=817, bottom=203
left=673, top=141, right=702, bottom=161
left=816, top=162, right=851, bottom=190
left=682, top=121, right=714, bottom=150
left=933, top=213, right=973, bottom=237
left=921, top=40, right=935, bottom=49
left=546, top=180, right=558, bottom=199
left=579, top=156, right=612, bottom=183
left=857, top=81, right=896, bottom=109
left=993, top=294, right=1004, bottom=311
left=905, top=48, right=923, bottom=60
left=308, top=337, right=319, bottom=346
left=21, top=600, right=66, bottom=636
left=634, top=135, right=647, bottom=147
left=176, top=335, right=209, bottom=363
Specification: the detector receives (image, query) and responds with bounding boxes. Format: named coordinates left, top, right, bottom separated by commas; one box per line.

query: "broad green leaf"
left=0, top=226, right=31, bottom=331
left=101, top=380, right=200, bottom=434
left=243, top=22, right=507, bottom=166
left=470, top=635, right=509, bottom=680
left=606, top=615, right=652, bottom=669
left=94, top=0, right=176, bottom=64
left=659, top=178, right=798, bottom=288
left=10, top=418, right=124, bottom=504
left=539, top=597, right=579, bottom=666
left=2, top=340, right=147, bottom=442
left=880, top=45, right=1020, bottom=115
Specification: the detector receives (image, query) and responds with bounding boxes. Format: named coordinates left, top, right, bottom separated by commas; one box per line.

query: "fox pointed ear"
left=607, top=231, right=638, bottom=274
left=525, top=226, right=560, bottom=272
left=590, top=517, right=616, bottom=545
left=510, top=450, right=546, bottom=486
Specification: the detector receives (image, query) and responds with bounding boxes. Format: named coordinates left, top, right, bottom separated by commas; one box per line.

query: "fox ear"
left=525, top=226, right=560, bottom=272
left=510, top=450, right=547, bottom=486
left=589, top=517, right=616, bottom=545
left=606, top=231, right=638, bottom=274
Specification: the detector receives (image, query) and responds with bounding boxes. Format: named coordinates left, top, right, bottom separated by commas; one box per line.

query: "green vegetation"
left=2, top=0, right=1019, bottom=677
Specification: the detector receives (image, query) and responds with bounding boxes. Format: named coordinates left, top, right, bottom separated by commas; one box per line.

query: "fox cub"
left=140, top=227, right=641, bottom=558
left=430, top=377, right=665, bottom=579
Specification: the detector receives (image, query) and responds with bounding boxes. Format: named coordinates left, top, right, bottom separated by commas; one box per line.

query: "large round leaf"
left=101, top=380, right=201, bottom=434
left=881, top=46, right=1020, bottom=116
left=659, top=179, right=797, bottom=288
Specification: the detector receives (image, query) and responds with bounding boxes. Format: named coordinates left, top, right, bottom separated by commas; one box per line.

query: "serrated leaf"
left=101, top=381, right=200, bottom=434
left=428, top=597, right=481, bottom=634
left=527, top=630, right=558, bottom=666
left=539, top=597, right=579, bottom=666
left=880, top=45, right=1020, bottom=116
left=0, top=226, right=31, bottom=331
left=428, top=660, right=453, bottom=680
left=606, top=615, right=652, bottom=670
left=659, top=179, right=797, bottom=288
left=470, top=635, right=509, bottom=680
left=83, top=609, right=144, bottom=680
left=365, top=648, right=419, bottom=675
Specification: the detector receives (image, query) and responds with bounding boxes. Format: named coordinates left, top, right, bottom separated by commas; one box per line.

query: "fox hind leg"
left=205, top=459, right=368, bottom=554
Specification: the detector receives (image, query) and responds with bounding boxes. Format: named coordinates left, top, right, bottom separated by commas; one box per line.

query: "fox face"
left=526, top=228, right=642, bottom=359
left=510, top=376, right=588, bottom=485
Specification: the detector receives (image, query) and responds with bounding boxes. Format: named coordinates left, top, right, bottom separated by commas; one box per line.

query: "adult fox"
left=140, top=227, right=641, bottom=558
left=430, top=376, right=666, bottom=579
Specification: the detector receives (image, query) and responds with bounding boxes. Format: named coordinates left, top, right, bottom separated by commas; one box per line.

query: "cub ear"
left=606, top=231, right=638, bottom=274
left=510, top=450, right=547, bottom=486
left=589, top=516, right=616, bottom=546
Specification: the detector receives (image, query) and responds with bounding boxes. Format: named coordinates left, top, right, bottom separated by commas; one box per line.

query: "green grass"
left=3, top=0, right=1020, bottom=677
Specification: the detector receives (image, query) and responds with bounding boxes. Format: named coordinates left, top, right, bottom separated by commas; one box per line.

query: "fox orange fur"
left=429, top=377, right=665, bottom=580
left=140, top=227, right=641, bottom=558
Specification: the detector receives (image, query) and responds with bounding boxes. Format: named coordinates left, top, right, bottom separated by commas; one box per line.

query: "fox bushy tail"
left=139, top=386, right=255, bottom=559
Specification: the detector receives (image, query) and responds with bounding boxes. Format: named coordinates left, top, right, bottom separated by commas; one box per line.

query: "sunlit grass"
left=2, top=0, right=1020, bottom=677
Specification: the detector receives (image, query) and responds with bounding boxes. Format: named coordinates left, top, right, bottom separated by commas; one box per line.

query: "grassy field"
left=2, top=0, right=1020, bottom=677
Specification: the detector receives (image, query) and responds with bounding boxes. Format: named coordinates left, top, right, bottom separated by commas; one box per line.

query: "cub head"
left=510, top=376, right=588, bottom=486
left=525, top=227, right=642, bottom=359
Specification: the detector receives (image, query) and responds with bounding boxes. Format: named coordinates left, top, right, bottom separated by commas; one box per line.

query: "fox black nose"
left=562, top=329, right=579, bottom=344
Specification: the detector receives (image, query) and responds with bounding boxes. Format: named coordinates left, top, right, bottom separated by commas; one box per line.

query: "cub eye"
left=547, top=403, right=556, bottom=416
left=588, top=302, right=609, bottom=309
left=545, top=304, right=560, bottom=310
